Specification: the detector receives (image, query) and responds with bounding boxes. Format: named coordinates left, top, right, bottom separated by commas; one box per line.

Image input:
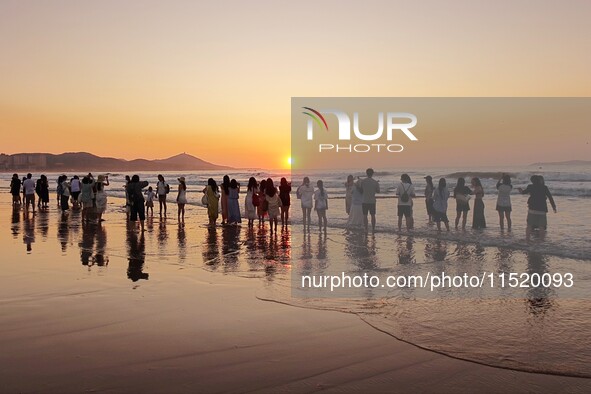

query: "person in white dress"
left=346, top=180, right=364, bottom=230
left=314, top=180, right=328, bottom=232
left=296, top=177, right=314, bottom=231
left=176, top=177, right=187, bottom=223
left=496, top=174, right=513, bottom=230
left=95, top=174, right=110, bottom=223
left=244, top=177, right=258, bottom=227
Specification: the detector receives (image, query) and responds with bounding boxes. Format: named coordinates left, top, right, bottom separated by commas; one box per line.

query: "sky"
left=1, top=0, right=590, bottom=169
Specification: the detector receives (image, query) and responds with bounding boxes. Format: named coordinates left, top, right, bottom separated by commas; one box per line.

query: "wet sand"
left=1, top=196, right=591, bottom=393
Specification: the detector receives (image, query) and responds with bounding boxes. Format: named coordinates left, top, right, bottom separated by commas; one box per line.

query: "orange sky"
left=1, top=1, right=591, bottom=169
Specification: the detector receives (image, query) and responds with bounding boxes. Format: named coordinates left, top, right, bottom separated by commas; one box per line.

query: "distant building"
left=0, top=153, right=48, bottom=170
left=0, top=154, right=9, bottom=170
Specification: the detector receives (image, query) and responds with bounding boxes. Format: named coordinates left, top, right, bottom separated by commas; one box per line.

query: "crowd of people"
left=9, top=170, right=558, bottom=240
left=340, top=169, right=556, bottom=240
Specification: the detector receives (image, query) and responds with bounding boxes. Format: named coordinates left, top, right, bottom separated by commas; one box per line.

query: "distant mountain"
left=530, top=160, right=591, bottom=166
left=0, top=152, right=232, bottom=172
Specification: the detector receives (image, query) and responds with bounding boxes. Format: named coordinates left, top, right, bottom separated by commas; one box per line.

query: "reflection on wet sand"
left=344, top=231, right=377, bottom=270
left=177, top=223, right=187, bottom=263
left=202, top=224, right=292, bottom=277
left=424, top=238, right=448, bottom=262
left=4, top=193, right=591, bottom=380
left=525, top=251, right=555, bottom=318
left=57, top=214, right=70, bottom=252
left=11, top=207, right=20, bottom=238
left=157, top=217, right=168, bottom=251
left=22, top=212, right=35, bottom=252
left=221, top=225, right=240, bottom=272
left=95, top=225, right=108, bottom=267
left=79, top=224, right=109, bottom=269
left=127, top=227, right=148, bottom=282
left=37, top=209, right=49, bottom=240
left=80, top=224, right=94, bottom=265
left=203, top=227, right=219, bottom=266
left=396, top=236, right=415, bottom=265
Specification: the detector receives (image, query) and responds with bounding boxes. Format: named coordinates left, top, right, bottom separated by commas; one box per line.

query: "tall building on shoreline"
left=0, top=153, right=48, bottom=171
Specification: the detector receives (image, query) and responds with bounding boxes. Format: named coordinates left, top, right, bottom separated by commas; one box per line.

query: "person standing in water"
left=79, top=175, right=95, bottom=224
left=10, top=174, right=22, bottom=206
left=396, top=174, right=416, bottom=231
left=220, top=175, right=230, bottom=225
left=36, top=175, right=50, bottom=209
left=346, top=179, right=364, bottom=230
left=279, top=177, right=291, bottom=226
left=124, top=175, right=131, bottom=220
left=22, top=173, right=36, bottom=213
left=59, top=175, right=71, bottom=213
left=424, top=175, right=435, bottom=224
left=454, top=177, right=472, bottom=230
left=314, top=180, right=328, bottom=233
left=21, top=176, right=27, bottom=209
left=496, top=174, right=513, bottom=231
left=95, top=175, right=110, bottom=223
left=228, top=179, right=241, bottom=225
left=145, top=186, right=155, bottom=217
left=296, top=177, right=314, bottom=231
left=519, top=175, right=557, bottom=241
left=156, top=174, right=169, bottom=217
left=244, top=177, right=258, bottom=227
left=70, top=175, right=81, bottom=209
left=176, top=177, right=187, bottom=223
left=360, top=168, right=380, bottom=233
left=345, top=174, right=355, bottom=215
left=471, top=177, right=486, bottom=229
left=128, top=175, right=149, bottom=232
left=204, top=178, right=220, bottom=226
left=432, top=178, right=450, bottom=232
left=266, top=179, right=281, bottom=234
left=257, top=179, right=267, bottom=223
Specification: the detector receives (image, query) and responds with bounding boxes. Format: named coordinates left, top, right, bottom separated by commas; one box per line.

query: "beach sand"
left=1, top=196, right=591, bottom=393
